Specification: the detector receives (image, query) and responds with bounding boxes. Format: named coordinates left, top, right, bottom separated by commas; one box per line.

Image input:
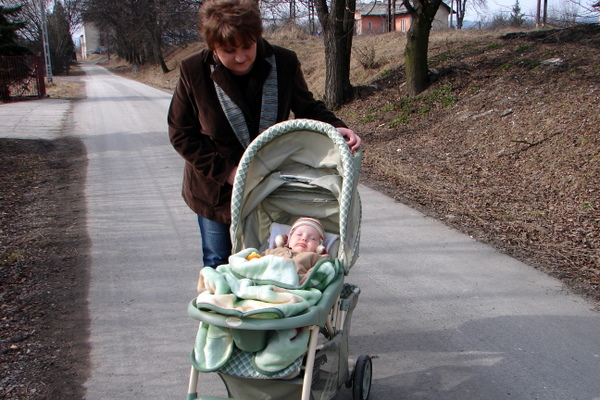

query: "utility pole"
left=290, top=0, right=296, bottom=21
left=39, top=0, right=53, bottom=83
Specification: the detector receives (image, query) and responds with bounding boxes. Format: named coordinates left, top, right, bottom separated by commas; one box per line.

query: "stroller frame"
left=186, top=119, right=371, bottom=400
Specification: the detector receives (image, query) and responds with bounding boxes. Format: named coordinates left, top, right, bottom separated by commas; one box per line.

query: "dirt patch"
left=45, top=66, right=87, bottom=100
left=0, top=138, right=90, bottom=399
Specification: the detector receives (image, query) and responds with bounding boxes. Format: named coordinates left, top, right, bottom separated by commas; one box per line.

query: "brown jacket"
left=168, top=39, right=347, bottom=223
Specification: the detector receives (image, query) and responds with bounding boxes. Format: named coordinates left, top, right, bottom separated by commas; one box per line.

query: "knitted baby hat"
left=276, top=217, right=326, bottom=254
left=290, top=217, right=325, bottom=241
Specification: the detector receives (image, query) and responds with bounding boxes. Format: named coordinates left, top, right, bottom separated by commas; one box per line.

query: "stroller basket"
left=215, top=284, right=361, bottom=400
left=187, top=282, right=364, bottom=400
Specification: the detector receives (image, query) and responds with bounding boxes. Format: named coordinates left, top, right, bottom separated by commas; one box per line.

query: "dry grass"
left=49, top=27, right=522, bottom=101
left=52, top=29, right=516, bottom=98
left=45, top=65, right=87, bottom=100
left=88, top=27, right=519, bottom=100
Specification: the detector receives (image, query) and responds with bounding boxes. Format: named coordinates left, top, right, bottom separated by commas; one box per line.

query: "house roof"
left=356, top=2, right=407, bottom=15
left=356, top=1, right=451, bottom=16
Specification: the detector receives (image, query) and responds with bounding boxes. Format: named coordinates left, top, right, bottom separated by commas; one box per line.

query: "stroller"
left=186, top=119, right=372, bottom=400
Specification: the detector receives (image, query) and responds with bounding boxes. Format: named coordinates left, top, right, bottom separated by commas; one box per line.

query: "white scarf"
left=212, top=55, right=278, bottom=148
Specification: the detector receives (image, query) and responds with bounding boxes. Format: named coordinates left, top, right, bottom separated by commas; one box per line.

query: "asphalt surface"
left=1, top=64, right=599, bottom=400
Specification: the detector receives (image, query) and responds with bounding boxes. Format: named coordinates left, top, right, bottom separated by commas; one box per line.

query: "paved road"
left=2, top=64, right=600, bottom=400
left=68, top=64, right=223, bottom=398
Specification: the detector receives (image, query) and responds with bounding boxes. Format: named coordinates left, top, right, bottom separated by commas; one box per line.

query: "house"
left=355, top=1, right=452, bottom=35
left=79, top=23, right=102, bottom=60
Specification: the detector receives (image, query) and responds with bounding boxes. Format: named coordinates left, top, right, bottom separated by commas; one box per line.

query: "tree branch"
left=499, top=131, right=562, bottom=157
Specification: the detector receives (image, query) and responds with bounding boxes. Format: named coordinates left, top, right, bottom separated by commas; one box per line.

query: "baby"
left=261, top=217, right=330, bottom=277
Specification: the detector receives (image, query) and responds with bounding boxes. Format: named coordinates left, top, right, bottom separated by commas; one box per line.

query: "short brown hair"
left=199, top=0, right=263, bottom=50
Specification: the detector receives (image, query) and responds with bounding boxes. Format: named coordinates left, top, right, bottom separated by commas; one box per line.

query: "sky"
left=464, top=0, right=593, bottom=21
left=487, top=0, right=542, bottom=15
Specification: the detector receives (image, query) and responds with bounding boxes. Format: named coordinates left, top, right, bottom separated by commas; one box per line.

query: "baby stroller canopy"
left=230, top=119, right=362, bottom=273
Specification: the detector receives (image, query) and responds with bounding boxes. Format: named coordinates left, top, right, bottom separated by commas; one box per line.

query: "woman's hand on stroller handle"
left=336, top=127, right=362, bottom=153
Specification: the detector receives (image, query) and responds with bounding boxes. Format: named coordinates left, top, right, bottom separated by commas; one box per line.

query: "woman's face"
left=288, top=225, right=321, bottom=253
left=213, top=41, right=257, bottom=76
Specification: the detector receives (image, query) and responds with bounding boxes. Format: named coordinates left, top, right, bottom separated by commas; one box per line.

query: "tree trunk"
left=150, top=26, right=169, bottom=73
left=157, top=54, right=169, bottom=73
left=456, top=0, right=465, bottom=29
left=403, top=0, right=441, bottom=96
left=315, top=0, right=356, bottom=110
left=404, top=18, right=430, bottom=96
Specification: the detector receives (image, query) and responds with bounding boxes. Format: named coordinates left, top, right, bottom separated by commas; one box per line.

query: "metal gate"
left=0, top=55, right=46, bottom=103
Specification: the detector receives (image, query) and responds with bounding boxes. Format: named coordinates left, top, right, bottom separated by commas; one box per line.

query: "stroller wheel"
left=352, top=355, right=372, bottom=400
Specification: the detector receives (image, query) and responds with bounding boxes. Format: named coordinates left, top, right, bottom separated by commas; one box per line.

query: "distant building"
left=79, top=23, right=101, bottom=60
left=355, top=1, right=452, bottom=35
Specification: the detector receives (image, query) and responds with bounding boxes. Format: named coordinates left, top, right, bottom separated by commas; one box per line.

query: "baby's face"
left=288, top=225, right=321, bottom=253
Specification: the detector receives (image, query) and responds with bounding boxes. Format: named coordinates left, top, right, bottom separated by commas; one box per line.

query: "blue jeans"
left=197, top=216, right=231, bottom=268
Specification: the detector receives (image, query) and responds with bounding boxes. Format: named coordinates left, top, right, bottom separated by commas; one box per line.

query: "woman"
left=168, top=0, right=361, bottom=268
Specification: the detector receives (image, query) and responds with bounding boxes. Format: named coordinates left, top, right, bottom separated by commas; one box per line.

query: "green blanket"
left=193, top=248, right=340, bottom=374
left=196, top=247, right=339, bottom=318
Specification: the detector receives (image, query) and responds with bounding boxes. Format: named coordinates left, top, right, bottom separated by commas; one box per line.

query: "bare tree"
left=48, top=0, right=75, bottom=74
left=402, top=0, right=441, bottom=96
left=535, top=0, right=548, bottom=27
left=564, top=0, right=600, bottom=20
left=387, top=0, right=396, bottom=32
left=3, top=0, right=81, bottom=74
left=84, top=0, right=141, bottom=64
left=261, top=0, right=300, bottom=26
left=83, top=0, right=199, bottom=70
left=539, top=0, right=592, bottom=26
left=453, top=0, right=486, bottom=29
left=3, top=0, right=83, bottom=50
left=306, top=0, right=318, bottom=34
left=1, top=0, right=42, bottom=46
left=159, top=0, right=201, bottom=46
left=533, top=0, right=597, bottom=25
left=567, top=0, right=600, bottom=13
left=313, top=0, right=356, bottom=109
